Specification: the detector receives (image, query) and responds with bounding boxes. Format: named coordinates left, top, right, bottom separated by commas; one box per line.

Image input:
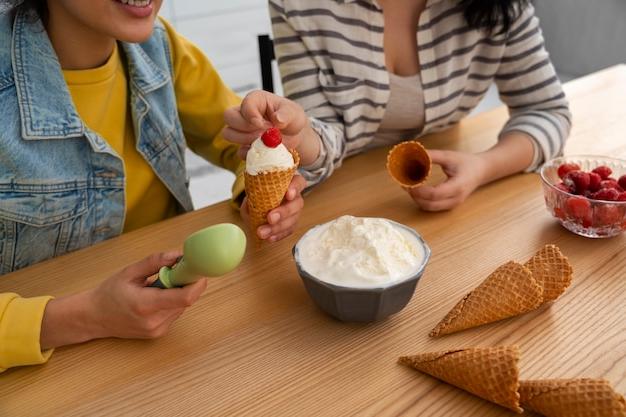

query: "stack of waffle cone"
left=398, top=345, right=625, bottom=415
left=524, top=244, right=573, bottom=302
left=399, top=346, right=523, bottom=413
left=519, top=379, right=626, bottom=417
left=244, top=149, right=300, bottom=234
left=430, top=245, right=573, bottom=337
left=386, top=141, right=431, bottom=188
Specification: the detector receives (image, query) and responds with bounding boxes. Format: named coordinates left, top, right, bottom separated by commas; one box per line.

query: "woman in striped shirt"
left=224, top=0, right=570, bottom=211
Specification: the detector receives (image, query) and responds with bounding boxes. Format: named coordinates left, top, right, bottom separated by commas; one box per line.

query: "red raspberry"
left=592, top=165, right=612, bottom=179
left=618, top=175, right=626, bottom=190
left=588, top=172, right=602, bottom=192
left=600, top=179, right=622, bottom=191
left=261, top=127, right=282, bottom=148
left=565, top=197, right=592, bottom=227
left=554, top=207, right=566, bottom=220
left=591, top=188, right=620, bottom=201
left=557, top=162, right=581, bottom=179
left=555, top=182, right=572, bottom=193
left=594, top=205, right=622, bottom=227
left=563, top=170, right=590, bottom=194
left=618, top=192, right=626, bottom=201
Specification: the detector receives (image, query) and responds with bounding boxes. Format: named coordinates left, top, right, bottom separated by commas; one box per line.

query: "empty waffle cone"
left=386, top=141, right=431, bottom=188
left=244, top=150, right=300, bottom=234
left=429, top=261, right=543, bottom=337
left=524, top=244, right=573, bottom=302
left=520, top=379, right=626, bottom=417
left=399, top=346, right=523, bottom=413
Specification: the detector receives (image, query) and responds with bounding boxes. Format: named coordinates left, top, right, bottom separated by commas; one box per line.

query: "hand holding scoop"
left=151, top=223, right=247, bottom=289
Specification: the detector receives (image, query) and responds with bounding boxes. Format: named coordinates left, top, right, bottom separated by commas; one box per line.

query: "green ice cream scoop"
left=151, top=223, right=247, bottom=289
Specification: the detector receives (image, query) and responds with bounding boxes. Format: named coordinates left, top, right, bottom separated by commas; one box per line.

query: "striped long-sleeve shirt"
left=269, top=0, right=572, bottom=185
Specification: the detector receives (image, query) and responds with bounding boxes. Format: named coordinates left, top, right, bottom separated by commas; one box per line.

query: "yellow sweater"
left=0, top=19, right=244, bottom=372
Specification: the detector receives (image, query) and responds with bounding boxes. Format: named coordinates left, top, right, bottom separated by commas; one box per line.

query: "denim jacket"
left=0, top=10, right=194, bottom=274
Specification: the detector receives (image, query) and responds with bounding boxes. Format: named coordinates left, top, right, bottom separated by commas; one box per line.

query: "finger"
left=409, top=183, right=459, bottom=201
left=146, top=308, right=186, bottom=339
left=427, top=149, right=457, bottom=167
left=268, top=230, right=293, bottom=243
left=224, top=107, right=264, bottom=133
left=267, top=196, right=304, bottom=225
left=413, top=196, right=462, bottom=211
left=222, top=127, right=262, bottom=145
left=134, top=308, right=184, bottom=339
left=266, top=213, right=300, bottom=238
left=240, top=91, right=274, bottom=129
left=284, top=175, right=306, bottom=201
left=143, top=277, right=208, bottom=311
left=270, top=102, right=307, bottom=135
left=237, top=145, right=251, bottom=160
left=124, top=251, right=182, bottom=284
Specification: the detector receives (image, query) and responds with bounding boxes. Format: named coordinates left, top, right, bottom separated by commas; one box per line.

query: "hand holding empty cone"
left=406, top=149, right=489, bottom=211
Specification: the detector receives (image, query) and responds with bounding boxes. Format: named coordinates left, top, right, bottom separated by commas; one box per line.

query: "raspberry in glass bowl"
left=540, top=156, right=626, bottom=238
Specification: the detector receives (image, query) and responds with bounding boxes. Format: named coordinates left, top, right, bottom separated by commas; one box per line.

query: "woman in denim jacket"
left=0, top=0, right=308, bottom=371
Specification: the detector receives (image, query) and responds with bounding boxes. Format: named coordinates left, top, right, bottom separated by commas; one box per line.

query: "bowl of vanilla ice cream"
left=293, top=215, right=431, bottom=322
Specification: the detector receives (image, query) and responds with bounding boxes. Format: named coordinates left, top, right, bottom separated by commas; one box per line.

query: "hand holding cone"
left=245, top=149, right=300, bottom=233
left=430, top=244, right=573, bottom=337
left=244, top=128, right=300, bottom=236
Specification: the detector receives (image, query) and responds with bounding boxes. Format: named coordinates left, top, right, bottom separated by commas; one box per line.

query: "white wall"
left=535, top=0, right=626, bottom=81
left=159, top=1, right=274, bottom=207
left=160, top=0, right=273, bottom=95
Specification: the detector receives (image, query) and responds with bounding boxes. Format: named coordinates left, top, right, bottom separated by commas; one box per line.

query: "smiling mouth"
left=115, top=0, right=152, bottom=7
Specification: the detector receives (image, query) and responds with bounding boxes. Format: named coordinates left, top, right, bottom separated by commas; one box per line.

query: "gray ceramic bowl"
left=292, top=221, right=431, bottom=322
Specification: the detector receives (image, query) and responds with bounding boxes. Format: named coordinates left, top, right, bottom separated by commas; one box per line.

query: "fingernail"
left=275, top=111, right=286, bottom=124
left=269, top=236, right=278, bottom=243
left=287, top=188, right=296, bottom=199
left=269, top=212, right=280, bottom=224
left=258, top=226, right=271, bottom=238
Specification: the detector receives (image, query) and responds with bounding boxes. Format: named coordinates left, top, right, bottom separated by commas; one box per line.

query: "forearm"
left=477, top=132, right=536, bottom=186
left=40, top=290, right=101, bottom=350
left=295, top=123, right=322, bottom=166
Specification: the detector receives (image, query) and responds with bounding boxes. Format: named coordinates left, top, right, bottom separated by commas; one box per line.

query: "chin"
left=115, top=26, right=155, bottom=43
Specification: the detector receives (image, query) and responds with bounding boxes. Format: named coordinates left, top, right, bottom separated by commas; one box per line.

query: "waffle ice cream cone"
left=386, top=141, right=431, bottom=188
left=429, top=261, right=543, bottom=337
left=520, top=379, right=626, bottom=417
left=399, top=346, right=522, bottom=412
left=524, top=244, right=573, bottom=302
left=245, top=149, right=300, bottom=233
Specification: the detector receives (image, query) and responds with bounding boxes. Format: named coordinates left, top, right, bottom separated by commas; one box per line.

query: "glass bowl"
left=540, top=155, right=626, bottom=238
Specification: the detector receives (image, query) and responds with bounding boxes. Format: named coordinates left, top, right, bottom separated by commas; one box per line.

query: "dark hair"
left=460, top=0, right=531, bottom=35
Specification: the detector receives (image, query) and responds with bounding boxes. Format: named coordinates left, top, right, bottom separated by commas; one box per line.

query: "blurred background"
left=159, top=0, right=626, bottom=208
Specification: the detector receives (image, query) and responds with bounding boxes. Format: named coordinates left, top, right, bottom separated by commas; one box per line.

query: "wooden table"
left=1, top=66, right=625, bottom=417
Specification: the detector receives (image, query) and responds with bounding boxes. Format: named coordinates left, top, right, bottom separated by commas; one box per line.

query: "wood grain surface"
left=1, top=65, right=625, bottom=416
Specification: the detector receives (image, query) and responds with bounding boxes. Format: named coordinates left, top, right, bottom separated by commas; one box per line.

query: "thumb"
left=143, top=277, right=208, bottom=311
left=122, top=251, right=183, bottom=284
left=427, top=149, right=457, bottom=169
left=270, top=101, right=307, bottom=136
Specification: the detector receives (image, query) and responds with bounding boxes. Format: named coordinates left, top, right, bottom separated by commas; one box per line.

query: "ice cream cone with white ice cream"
left=244, top=128, right=299, bottom=235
